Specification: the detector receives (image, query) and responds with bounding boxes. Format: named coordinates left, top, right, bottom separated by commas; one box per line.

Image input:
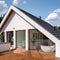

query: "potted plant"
left=31, top=34, right=36, bottom=49
left=31, top=38, right=36, bottom=46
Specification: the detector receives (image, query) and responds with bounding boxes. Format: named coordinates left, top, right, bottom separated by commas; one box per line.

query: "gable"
left=2, top=12, right=34, bottom=32
left=1, top=5, right=60, bottom=45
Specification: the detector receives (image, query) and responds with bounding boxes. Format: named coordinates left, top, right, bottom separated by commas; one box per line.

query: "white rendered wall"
left=26, top=29, right=29, bottom=50
left=2, top=12, right=34, bottom=32
left=56, top=43, right=60, bottom=57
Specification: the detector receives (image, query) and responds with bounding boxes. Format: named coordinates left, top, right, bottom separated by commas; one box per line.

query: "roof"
left=16, top=6, right=60, bottom=40
left=18, top=7, right=54, bottom=32
left=0, top=5, right=60, bottom=41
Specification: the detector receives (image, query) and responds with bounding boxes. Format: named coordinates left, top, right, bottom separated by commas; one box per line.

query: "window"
left=32, top=32, right=42, bottom=40
left=0, top=32, right=4, bottom=43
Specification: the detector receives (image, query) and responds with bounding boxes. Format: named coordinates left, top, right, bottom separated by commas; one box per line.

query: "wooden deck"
left=0, top=49, right=60, bottom=60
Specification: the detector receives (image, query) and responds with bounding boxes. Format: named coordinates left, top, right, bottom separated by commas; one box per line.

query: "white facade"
left=0, top=5, right=60, bottom=57
left=2, top=12, right=34, bottom=32
left=1, top=11, right=35, bottom=50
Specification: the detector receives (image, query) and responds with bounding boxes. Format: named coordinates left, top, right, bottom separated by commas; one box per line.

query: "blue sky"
left=0, top=0, right=60, bottom=26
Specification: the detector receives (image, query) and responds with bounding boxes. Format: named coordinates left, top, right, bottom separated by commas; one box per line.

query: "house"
left=0, top=5, right=60, bottom=57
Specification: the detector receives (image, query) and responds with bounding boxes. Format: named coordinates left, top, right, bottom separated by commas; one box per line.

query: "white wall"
left=56, top=43, right=60, bottom=57
left=2, top=12, right=34, bottom=32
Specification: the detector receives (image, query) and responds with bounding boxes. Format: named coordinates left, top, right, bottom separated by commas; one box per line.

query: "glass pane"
left=7, top=31, right=13, bottom=45
left=16, top=30, right=25, bottom=48
left=0, top=32, right=4, bottom=43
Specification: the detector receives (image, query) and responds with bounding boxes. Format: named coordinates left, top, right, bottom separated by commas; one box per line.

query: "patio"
left=0, top=49, right=60, bottom=60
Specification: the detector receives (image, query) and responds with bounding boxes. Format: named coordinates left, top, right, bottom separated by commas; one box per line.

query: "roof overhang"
left=0, top=6, right=14, bottom=32
left=0, top=5, right=35, bottom=32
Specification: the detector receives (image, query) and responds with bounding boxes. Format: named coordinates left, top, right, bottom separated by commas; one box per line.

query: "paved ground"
left=0, top=49, right=60, bottom=60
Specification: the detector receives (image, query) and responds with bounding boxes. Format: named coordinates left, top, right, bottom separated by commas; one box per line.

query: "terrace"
left=0, top=49, right=60, bottom=60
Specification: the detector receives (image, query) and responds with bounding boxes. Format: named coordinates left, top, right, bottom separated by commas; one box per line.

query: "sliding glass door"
left=16, top=30, right=25, bottom=48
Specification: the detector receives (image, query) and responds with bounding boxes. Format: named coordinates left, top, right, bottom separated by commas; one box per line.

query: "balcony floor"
left=0, top=49, right=60, bottom=60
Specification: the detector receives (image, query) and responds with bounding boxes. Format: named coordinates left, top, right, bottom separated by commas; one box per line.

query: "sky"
left=0, top=0, right=60, bottom=26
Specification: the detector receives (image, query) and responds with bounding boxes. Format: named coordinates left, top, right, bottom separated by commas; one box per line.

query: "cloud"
left=13, top=0, right=27, bottom=5
left=13, top=0, right=20, bottom=5
left=0, top=1, right=8, bottom=16
left=45, top=9, right=60, bottom=26
left=22, top=0, right=27, bottom=4
left=53, top=9, right=60, bottom=13
left=45, top=13, right=58, bottom=23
